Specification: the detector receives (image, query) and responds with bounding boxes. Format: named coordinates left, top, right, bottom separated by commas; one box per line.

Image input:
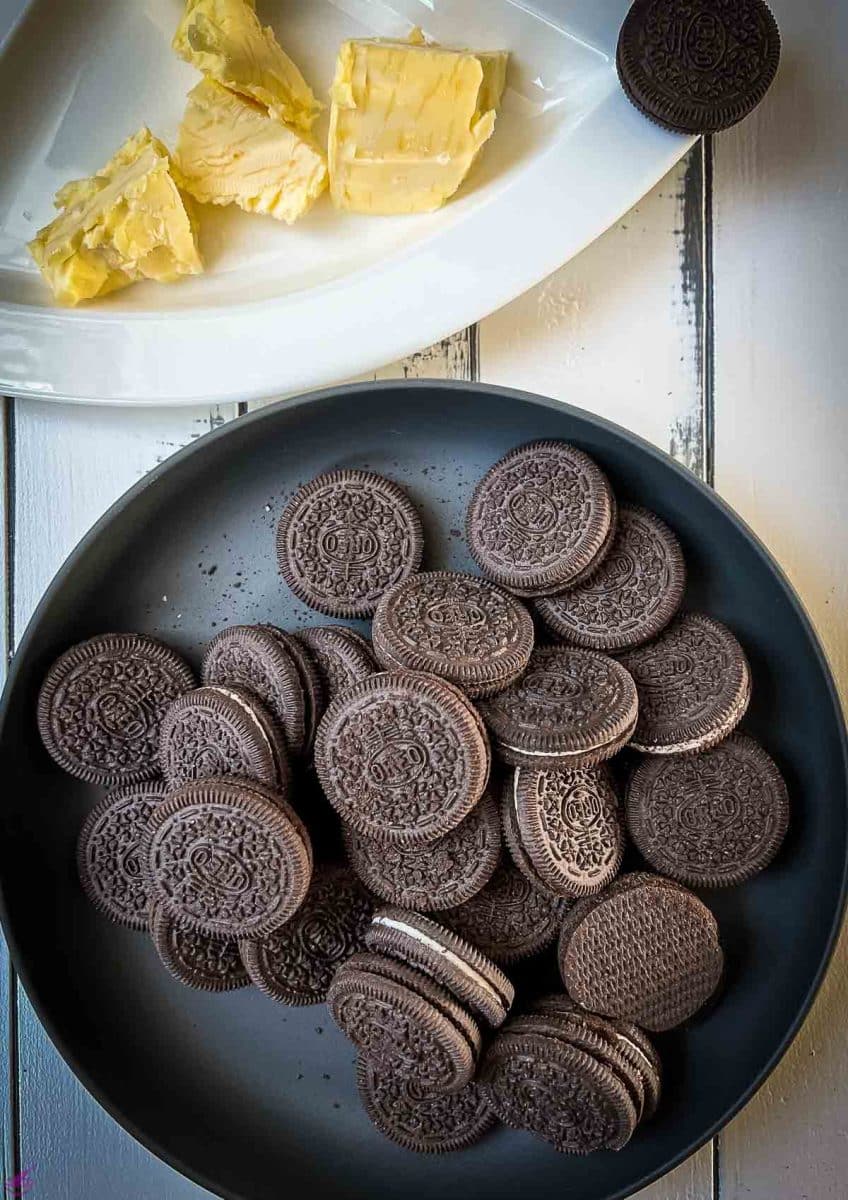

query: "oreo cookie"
left=277, top=470, right=423, bottom=618
left=297, top=626, right=376, bottom=707
left=437, top=862, right=570, bottom=965
left=466, top=441, right=616, bottom=597
left=357, top=1059, right=496, bottom=1153
left=327, top=951, right=481, bottom=1095
left=202, top=624, right=309, bottom=758
left=364, top=907, right=515, bottom=1028
left=617, top=0, right=781, bottom=135
left=143, top=777, right=312, bottom=939
left=557, top=872, right=724, bottom=1031
left=150, top=903, right=250, bottom=992
left=478, top=645, right=638, bottom=769
left=343, top=792, right=501, bottom=912
left=239, top=865, right=372, bottom=1005
left=159, top=685, right=290, bottom=791
left=77, top=780, right=167, bottom=929
left=507, top=765, right=624, bottom=898
left=619, top=612, right=750, bottom=755
left=38, top=633, right=195, bottom=785
left=372, top=571, right=534, bottom=698
left=535, top=505, right=686, bottom=651
left=626, top=733, right=789, bottom=886
left=314, top=672, right=490, bottom=846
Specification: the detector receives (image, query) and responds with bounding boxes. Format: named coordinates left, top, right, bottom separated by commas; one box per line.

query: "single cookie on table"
left=557, top=872, right=724, bottom=1032
left=626, top=733, right=790, bottom=887
left=327, top=951, right=481, bottom=1095
left=364, top=906, right=515, bottom=1029
left=202, top=624, right=309, bottom=758
left=617, top=0, right=781, bottom=135
left=478, top=645, right=638, bottom=770
left=343, top=791, right=500, bottom=912
left=357, top=1059, right=496, bottom=1153
left=479, top=1027, right=638, bottom=1154
left=297, top=625, right=376, bottom=707
left=143, top=777, right=312, bottom=939
left=529, top=994, right=662, bottom=1121
left=38, top=633, right=195, bottom=785
left=159, top=685, right=290, bottom=792
left=239, top=865, right=372, bottom=1005
left=436, top=862, right=570, bottom=965
left=314, top=671, right=490, bottom=846
left=150, top=903, right=249, bottom=993
left=276, top=469, right=423, bottom=618
left=466, top=440, right=616, bottom=597
left=372, top=571, right=534, bottom=698
left=77, top=780, right=168, bottom=930
left=505, top=765, right=624, bottom=898
left=619, top=612, right=751, bottom=755
left=535, top=505, right=686, bottom=652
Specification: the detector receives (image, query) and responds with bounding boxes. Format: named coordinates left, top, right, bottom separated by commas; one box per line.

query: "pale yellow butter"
left=173, top=0, right=322, bottom=134
left=328, top=36, right=509, bottom=215
left=27, top=128, right=203, bottom=306
left=176, top=78, right=327, bottom=223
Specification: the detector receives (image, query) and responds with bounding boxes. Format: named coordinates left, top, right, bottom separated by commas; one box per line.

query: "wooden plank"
left=10, top=399, right=232, bottom=1199
left=478, top=147, right=715, bottom=1199
left=711, top=1, right=848, bottom=1196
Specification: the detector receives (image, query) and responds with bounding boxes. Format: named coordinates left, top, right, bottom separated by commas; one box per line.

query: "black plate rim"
left=1, top=379, right=846, bottom=1200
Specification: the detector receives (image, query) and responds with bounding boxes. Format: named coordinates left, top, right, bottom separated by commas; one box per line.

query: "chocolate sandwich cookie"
left=239, top=865, right=372, bottom=1005
left=38, top=633, right=195, bottom=785
left=530, top=995, right=662, bottom=1120
left=437, top=862, right=569, bottom=965
left=535, top=506, right=686, bottom=652
left=143, top=777, right=312, bottom=939
left=619, top=612, right=750, bottom=755
left=508, top=765, right=624, bottom=897
left=202, top=624, right=308, bottom=758
left=617, top=0, right=781, bottom=135
left=314, top=671, right=490, bottom=846
left=626, top=733, right=790, bottom=887
left=76, top=780, right=167, bottom=929
left=557, top=872, right=724, bottom=1031
left=159, top=685, right=289, bottom=791
left=372, top=572, right=534, bottom=698
left=478, top=645, right=638, bottom=770
left=343, top=792, right=501, bottom=912
left=297, top=626, right=376, bottom=707
left=357, top=1059, right=496, bottom=1153
left=150, top=904, right=249, bottom=992
left=277, top=469, right=423, bottom=618
left=365, top=907, right=515, bottom=1028
left=466, top=441, right=616, bottom=597
left=328, top=951, right=481, bottom=1095
left=260, top=626, right=325, bottom=754
left=479, top=1028, right=638, bottom=1154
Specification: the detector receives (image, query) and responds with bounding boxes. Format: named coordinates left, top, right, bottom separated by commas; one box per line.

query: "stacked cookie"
left=38, top=446, right=791, bottom=1158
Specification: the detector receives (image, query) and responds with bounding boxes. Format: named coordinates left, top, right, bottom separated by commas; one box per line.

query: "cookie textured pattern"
left=626, top=733, right=789, bottom=886
left=150, top=904, right=249, bottom=992
left=277, top=470, right=423, bottom=617
left=357, top=1059, right=495, bottom=1153
left=314, top=672, right=490, bottom=846
left=619, top=612, right=750, bottom=754
left=38, top=633, right=196, bottom=785
left=535, top=506, right=685, bottom=651
left=77, top=780, right=167, bottom=929
left=466, top=441, right=615, bottom=596
left=298, top=626, right=376, bottom=706
left=373, top=571, right=534, bottom=697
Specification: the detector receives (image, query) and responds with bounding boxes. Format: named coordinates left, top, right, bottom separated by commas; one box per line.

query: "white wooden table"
left=1, top=0, right=846, bottom=1195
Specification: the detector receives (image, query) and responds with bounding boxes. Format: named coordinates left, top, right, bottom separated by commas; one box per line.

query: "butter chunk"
left=176, top=78, right=327, bottom=223
left=28, top=128, right=203, bottom=306
left=328, top=38, right=509, bottom=215
left=173, top=0, right=322, bottom=134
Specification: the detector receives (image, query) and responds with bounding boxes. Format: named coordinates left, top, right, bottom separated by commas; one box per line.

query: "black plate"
left=1, top=382, right=846, bottom=1200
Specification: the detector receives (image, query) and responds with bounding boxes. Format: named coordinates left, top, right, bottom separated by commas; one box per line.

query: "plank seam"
left=468, top=323, right=480, bottom=383
left=702, top=135, right=716, bottom=490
